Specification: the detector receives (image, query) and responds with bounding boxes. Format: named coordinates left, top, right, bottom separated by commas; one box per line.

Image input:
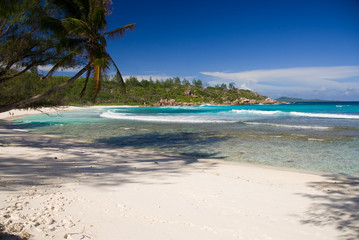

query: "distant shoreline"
left=0, top=105, right=135, bottom=121
left=276, top=97, right=359, bottom=103
left=2, top=100, right=359, bottom=121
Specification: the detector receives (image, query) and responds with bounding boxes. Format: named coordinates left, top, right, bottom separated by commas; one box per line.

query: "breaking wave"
left=231, top=109, right=359, bottom=119
left=289, top=112, right=359, bottom=119
left=100, top=110, right=236, bottom=123
left=244, top=122, right=331, bottom=130
left=231, top=110, right=283, bottom=115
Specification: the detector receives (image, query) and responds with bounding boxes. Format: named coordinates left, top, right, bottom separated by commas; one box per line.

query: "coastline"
left=0, top=105, right=136, bottom=121
left=1, top=107, right=358, bottom=239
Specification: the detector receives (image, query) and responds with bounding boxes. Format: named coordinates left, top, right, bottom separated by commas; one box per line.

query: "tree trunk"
left=0, top=64, right=91, bottom=113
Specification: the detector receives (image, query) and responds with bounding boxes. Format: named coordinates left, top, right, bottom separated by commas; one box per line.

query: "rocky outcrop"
left=261, top=98, right=280, bottom=104
left=153, top=99, right=180, bottom=106
left=151, top=97, right=282, bottom=107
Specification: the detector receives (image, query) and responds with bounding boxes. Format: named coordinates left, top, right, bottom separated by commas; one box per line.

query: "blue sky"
left=48, top=0, right=359, bottom=100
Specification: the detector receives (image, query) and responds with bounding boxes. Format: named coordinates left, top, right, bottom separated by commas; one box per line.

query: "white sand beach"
left=0, top=105, right=136, bottom=121
left=0, top=107, right=358, bottom=240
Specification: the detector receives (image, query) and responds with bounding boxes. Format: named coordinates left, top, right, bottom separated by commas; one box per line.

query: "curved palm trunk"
left=0, top=63, right=91, bottom=113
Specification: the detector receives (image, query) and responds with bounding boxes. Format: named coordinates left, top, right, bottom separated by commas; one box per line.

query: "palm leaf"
left=80, top=68, right=92, bottom=98
left=98, top=35, right=107, bottom=48
left=93, top=56, right=110, bottom=70
left=40, top=16, right=64, bottom=34
left=105, top=23, right=135, bottom=40
left=92, top=44, right=111, bottom=69
left=91, top=5, right=106, bottom=31
left=59, top=38, right=86, bottom=51
left=62, top=17, right=89, bottom=36
left=50, top=0, right=82, bottom=19
left=44, top=46, right=83, bottom=78
left=107, top=53, right=126, bottom=93
left=76, top=0, right=90, bottom=21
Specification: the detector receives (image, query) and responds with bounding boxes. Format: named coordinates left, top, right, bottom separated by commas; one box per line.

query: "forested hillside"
left=0, top=72, right=279, bottom=108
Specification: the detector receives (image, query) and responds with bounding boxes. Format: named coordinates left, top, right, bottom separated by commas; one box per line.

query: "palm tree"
left=0, top=0, right=134, bottom=112
left=0, top=0, right=62, bottom=83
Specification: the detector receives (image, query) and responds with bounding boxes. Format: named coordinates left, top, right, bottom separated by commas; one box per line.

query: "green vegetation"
left=0, top=0, right=272, bottom=111
left=0, top=74, right=269, bottom=107
left=0, top=0, right=62, bottom=82
left=0, top=0, right=134, bottom=113
left=114, top=77, right=268, bottom=106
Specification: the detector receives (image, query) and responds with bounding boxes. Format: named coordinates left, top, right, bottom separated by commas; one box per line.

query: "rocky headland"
left=152, top=97, right=283, bottom=107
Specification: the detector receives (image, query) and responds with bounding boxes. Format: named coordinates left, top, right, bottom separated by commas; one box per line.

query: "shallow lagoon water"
left=12, top=102, right=359, bottom=176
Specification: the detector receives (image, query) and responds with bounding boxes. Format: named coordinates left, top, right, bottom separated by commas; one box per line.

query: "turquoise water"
left=11, top=102, right=359, bottom=176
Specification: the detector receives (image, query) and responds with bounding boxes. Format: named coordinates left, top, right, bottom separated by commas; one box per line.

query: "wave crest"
left=100, top=111, right=236, bottom=123
left=289, top=112, right=359, bottom=119
left=244, top=122, right=331, bottom=130
left=231, top=109, right=359, bottom=119
left=231, top=110, right=283, bottom=115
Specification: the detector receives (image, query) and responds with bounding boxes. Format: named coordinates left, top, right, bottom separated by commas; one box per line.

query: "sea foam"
left=289, top=112, right=359, bottom=119
left=100, top=111, right=236, bottom=123
left=231, top=109, right=359, bottom=119
left=244, top=122, right=331, bottom=130
left=231, top=110, right=283, bottom=115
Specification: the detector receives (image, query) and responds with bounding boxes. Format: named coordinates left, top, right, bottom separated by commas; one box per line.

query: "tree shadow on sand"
left=0, top=127, right=224, bottom=190
left=0, top=231, right=27, bottom=240
left=96, top=131, right=230, bottom=158
left=299, top=174, right=359, bottom=240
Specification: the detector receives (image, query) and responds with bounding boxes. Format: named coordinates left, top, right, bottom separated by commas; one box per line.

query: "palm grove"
left=0, top=0, right=134, bottom=112
left=0, top=0, right=268, bottom=112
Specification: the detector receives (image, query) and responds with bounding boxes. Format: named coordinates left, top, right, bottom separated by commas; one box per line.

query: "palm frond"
left=40, top=16, right=64, bottom=34
left=50, top=0, right=81, bottom=19
left=91, top=5, right=106, bottom=31
left=59, top=38, right=86, bottom=51
left=107, top=53, right=126, bottom=93
left=92, top=44, right=111, bottom=69
left=76, top=0, right=90, bottom=21
left=80, top=68, right=92, bottom=98
left=62, top=17, right=89, bottom=36
left=44, top=47, right=82, bottom=78
left=98, top=35, right=107, bottom=48
left=105, top=23, right=135, bottom=40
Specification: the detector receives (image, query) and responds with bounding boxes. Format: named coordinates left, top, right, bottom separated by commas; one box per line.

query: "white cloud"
left=123, top=75, right=173, bottom=81
left=201, top=66, right=359, bottom=100
left=37, top=65, right=83, bottom=73
left=121, top=75, right=197, bottom=81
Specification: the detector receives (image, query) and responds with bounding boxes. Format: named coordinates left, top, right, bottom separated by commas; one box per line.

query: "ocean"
left=11, top=102, right=359, bottom=176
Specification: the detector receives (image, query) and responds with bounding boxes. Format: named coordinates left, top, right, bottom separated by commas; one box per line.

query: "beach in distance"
left=0, top=104, right=359, bottom=240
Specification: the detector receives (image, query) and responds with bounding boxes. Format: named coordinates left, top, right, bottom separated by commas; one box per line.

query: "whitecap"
left=12, top=129, right=29, bottom=132
left=290, top=112, right=359, bottom=119
left=244, top=122, right=331, bottom=130
left=308, top=138, right=325, bottom=142
left=231, top=109, right=283, bottom=115
left=100, top=111, right=236, bottom=123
